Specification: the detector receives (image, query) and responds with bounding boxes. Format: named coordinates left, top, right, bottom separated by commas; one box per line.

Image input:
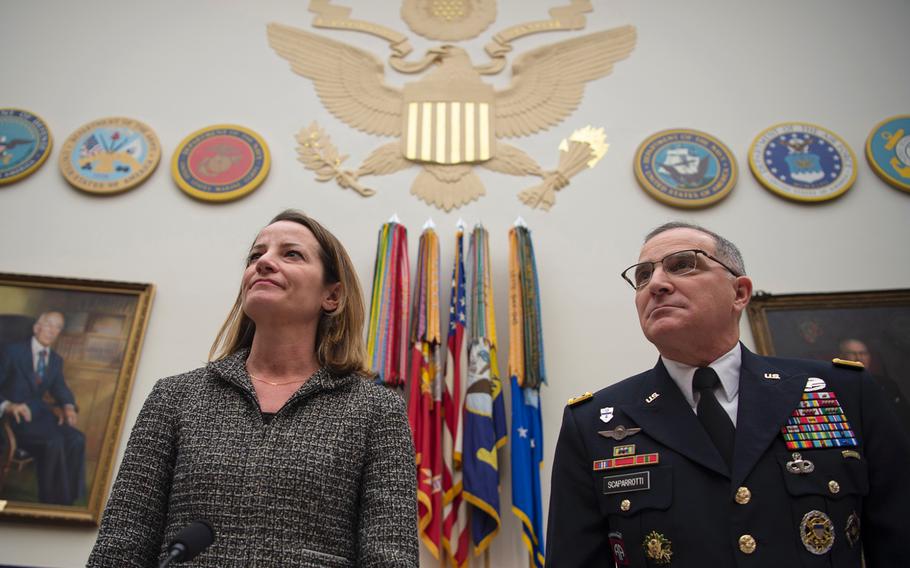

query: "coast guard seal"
left=634, top=129, right=737, bottom=208
left=0, top=108, right=53, bottom=186
left=749, top=122, right=856, bottom=202
left=866, top=115, right=910, bottom=193
left=172, top=124, right=270, bottom=202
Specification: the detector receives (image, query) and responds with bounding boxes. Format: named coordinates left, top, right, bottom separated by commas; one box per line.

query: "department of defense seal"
left=866, top=115, right=910, bottom=193
left=0, top=108, right=53, bottom=186
left=171, top=124, right=270, bottom=202
left=634, top=128, right=737, bottom=209
left=749, top=122, right=856, bottom=202
left=59, top=117, right=160, bottom=195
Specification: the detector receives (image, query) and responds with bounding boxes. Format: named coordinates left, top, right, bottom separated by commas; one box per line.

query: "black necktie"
left=693, top=367, right=735, bottom=467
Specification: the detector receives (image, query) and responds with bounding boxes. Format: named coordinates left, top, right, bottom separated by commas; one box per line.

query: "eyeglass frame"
left=620, top=248, right=741, bottom=290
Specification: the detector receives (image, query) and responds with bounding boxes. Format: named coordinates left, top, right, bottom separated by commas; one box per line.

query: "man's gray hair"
left=644, top=222, right=746, bottom=275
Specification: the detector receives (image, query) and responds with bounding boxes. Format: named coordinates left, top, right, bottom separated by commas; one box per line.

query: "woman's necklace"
left=249, top=374, right=307, bottom=387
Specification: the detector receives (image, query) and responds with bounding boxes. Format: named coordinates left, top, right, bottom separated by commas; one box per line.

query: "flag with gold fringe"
left=442, top=221, right=470, bottom=567
left=365, top=218, right=409, bottom=386
left=462, top=224, right=508, bottom=555
left=408, top=222, right=443, bottom=558
left=509, top=221, right=546, bottom=567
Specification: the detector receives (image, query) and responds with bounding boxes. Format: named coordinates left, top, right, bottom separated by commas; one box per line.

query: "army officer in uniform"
left=546, top=222, right=910, bottom=567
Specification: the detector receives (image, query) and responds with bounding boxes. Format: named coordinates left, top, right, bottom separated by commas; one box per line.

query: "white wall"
left=1, top=1, right=908, bottom=566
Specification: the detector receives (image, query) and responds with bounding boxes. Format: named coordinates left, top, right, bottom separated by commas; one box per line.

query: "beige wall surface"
left=1, top=0, right=909, bottom=566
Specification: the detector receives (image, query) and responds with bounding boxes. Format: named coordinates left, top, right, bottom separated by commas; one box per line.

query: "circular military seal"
left=0, top=108, right=53, bottom=185
left=171, top=124, right=270, bottom=202
left=865, top=115, right=910, bottom=193
left=59, top=117, right=161, bottom=195
left=634, top=129, right=737, bottom=209
left=749, top=122, right=856, bottom=202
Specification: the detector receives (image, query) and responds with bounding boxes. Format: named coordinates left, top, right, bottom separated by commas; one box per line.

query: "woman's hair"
left=209, top=209, right=369, bottom=376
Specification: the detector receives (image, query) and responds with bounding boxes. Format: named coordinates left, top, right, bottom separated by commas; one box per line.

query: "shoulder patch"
left=832, top=358, right=864, bottom=370
left=567, top=392, right=593, bottom=406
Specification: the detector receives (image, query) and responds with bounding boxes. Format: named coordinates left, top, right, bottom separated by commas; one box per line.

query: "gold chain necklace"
left=249, top=374, right=307, bottom=387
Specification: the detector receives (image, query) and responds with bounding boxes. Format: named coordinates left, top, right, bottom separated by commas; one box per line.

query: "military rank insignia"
left=866, top=115, right=910, bottom=193
left=634, top=128, right=737, bottom=209
left=0, top=108, right=52, bottom=186
left=172, top=124, right=270, bottom=202
left=749, top=122, right=856, bottom=203
left=781, top=391, right=858, bottom=450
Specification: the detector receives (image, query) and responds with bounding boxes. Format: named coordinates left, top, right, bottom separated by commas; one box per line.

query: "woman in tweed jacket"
left=88, top=210, right=418, bottom=567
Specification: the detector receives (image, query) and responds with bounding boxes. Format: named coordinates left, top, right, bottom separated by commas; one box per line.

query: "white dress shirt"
left=662, top=343, right=742, bottom=426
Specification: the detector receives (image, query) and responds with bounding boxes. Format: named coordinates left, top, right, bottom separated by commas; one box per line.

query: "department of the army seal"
left=749, top=122, right=856, bottom=203
left=59, top=117, right=160, bottom=195
left=866, top=115, right=910, bottom=193
left=634, top=128, right=737, bottom=209
left=0, top=108, right=53, bottom=186
left=172, top=124, right=270, bottom=202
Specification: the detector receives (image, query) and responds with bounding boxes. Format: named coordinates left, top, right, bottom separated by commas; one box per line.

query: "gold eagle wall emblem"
left=268, top=0, right=635, bottom=211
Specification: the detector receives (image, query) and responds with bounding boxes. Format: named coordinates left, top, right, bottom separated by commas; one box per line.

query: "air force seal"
left=0, top=108, right=53, bottom=186
left=634, top=128, right=737, bottom=209
left=866, top=115, right=910, bottom=193
left=749, top=122, right=856, bottom=202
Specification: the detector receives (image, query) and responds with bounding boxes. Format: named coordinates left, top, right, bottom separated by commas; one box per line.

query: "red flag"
left=407, top=227, right=443, bottom=558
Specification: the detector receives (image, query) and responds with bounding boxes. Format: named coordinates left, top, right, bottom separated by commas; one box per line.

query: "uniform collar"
left=661, top=342, right=742, bottom=408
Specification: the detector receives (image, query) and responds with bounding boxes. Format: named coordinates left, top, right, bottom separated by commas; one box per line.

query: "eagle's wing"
left=495, top=26, right=636, bottom=138
left=267, top=23, right=403, bottom=137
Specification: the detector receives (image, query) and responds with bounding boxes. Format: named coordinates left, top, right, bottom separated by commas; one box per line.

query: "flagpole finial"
left=423, top=218, right=436, bottom=230
left=456, top=218, right=466, bottom=231
left=513, top=216, right=528, bottom=228
left=389, top=213, right=401, bottom=223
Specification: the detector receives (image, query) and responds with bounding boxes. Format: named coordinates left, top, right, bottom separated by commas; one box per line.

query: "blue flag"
left=510, top=376, right=545, bottom=567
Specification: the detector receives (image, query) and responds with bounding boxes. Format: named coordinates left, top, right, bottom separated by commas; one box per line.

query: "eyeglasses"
left=621, top=249, right=740, bottom=290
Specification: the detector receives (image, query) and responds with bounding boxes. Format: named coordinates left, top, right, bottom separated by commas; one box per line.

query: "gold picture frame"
left=0, top=272, right=154, bottom=525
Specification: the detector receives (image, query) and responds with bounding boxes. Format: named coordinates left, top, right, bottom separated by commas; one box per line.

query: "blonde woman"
left=89, top=210, right=417, bottom=568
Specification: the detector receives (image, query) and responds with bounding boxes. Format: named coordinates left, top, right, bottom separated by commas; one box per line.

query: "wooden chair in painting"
left=0, top=314, right=39, bottom=492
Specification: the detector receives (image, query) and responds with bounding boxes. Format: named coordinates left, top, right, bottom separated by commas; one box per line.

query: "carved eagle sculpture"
left=268, top=22, right=636, bottom=210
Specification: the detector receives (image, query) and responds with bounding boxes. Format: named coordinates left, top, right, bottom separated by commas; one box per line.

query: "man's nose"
left=645, top=264, right=674, bottom=294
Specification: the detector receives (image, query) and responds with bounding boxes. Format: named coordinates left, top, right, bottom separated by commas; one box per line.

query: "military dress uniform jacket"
left=546, top=346, right=910, bottom=567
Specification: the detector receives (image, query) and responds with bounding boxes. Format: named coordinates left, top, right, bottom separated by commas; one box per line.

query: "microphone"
left=158, top=520, right=215, bottom=567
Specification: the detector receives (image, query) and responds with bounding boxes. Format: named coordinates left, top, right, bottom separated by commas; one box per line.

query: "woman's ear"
left=322, top=282, right=342, bottom=313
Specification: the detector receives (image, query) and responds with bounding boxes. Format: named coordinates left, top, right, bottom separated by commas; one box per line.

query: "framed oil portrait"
left=747, top=289, right=910, bottom=428
left=0, top=272, right=154, bottom=525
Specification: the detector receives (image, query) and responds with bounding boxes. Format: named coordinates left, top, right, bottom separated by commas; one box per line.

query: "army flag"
left=365, top=220, right=409, bottom=386
left=462, top=224, right=508, bottom=554
left=509, top=223, right=546, bottom=567
left=442, top=223, right=469, bottom=567
left=408, top=224, right=443, bottom=558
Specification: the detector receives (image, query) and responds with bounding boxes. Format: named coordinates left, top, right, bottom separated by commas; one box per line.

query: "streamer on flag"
left=366, top=220, right=410, bottom=386
left=462, top=224, right=508, bottom=554
left=442, top=223, right=469, bottom=567
left=509, top=222, right=547, bottom=567
left=408, top=224, right=444, bottom=558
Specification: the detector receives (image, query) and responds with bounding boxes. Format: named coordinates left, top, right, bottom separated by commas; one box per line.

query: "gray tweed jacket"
left=87, top=350, right=418, bottom=567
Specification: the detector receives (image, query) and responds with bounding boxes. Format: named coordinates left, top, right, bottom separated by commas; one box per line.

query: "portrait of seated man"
left=838, top=337, right=910, bottom=431
left=0, top=311, right=85, bottom=505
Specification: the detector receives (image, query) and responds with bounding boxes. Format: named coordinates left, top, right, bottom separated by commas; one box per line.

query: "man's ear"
left=322, top=282, right=342, bottom=313
left=732, top=276, right=753, bottom=314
